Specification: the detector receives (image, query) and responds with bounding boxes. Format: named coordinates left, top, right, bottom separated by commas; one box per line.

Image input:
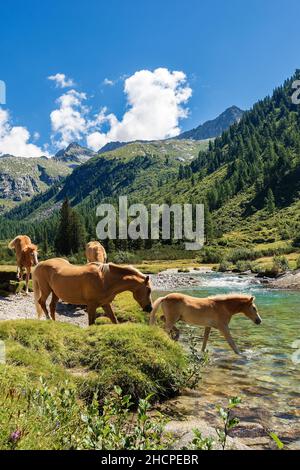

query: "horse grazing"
left=33, top=258, right=152, bottom=325
left=150, top=293, right=262, bottom=355
left=8, top=235, right=38, bottom=294
left=86, top=241, right=107, bottom=263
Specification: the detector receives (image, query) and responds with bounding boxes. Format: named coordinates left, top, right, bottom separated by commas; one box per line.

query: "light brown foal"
left=150, top=293, right=262, bottom=355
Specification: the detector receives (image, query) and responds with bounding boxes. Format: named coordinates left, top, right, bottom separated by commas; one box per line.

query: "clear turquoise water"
left=159, top=272, right=300, bottom=447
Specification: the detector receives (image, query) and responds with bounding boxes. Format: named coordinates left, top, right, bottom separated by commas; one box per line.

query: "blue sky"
left=0, top=0, right=300, bottom=156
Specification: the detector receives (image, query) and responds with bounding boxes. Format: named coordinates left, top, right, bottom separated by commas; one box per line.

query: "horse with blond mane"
left=33, top=258, right=152, bottom=325
left=8, top=235, right=39, bottom=294
left=150, top=293, right=262, bottom=354
left=86, top=241, right=107, bottom=263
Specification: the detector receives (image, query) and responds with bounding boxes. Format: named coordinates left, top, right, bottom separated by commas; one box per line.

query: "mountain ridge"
left=177, top=105, right=244, bottom=140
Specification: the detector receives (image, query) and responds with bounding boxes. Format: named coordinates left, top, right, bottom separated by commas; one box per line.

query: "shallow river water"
left=158, top=272, right=300, bottom=449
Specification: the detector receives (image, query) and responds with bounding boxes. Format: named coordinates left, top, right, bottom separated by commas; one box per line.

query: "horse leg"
left=25, top=268, right=30, bottom=294
left=87, top=303, right=97, bottom=326
left=202, top=327, right=211, bottom=352
left=102, top=304, right=118, bottom=324
left=38, top=286, right=52, bottom=320
left=49, top=292, right=59, bottom=321
left=219, top=326, right=240, bottom=355
left=16, top=265, right=21, bottom=281
left=163, top=305, right=180, bottom=339
left=171, top=326, right=180, bottom=341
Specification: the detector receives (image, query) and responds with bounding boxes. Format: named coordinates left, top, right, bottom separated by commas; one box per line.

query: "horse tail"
left=150, top=296, right=166, bottom=325
left=8, top=237, right=18, bottom=249
left=32, top=270, right=43, bottom=318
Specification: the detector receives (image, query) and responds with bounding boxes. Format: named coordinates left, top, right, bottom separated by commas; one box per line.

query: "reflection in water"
left=157, top=272, right=300, bottom=448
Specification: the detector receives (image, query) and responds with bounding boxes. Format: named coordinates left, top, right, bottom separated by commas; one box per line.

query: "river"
left=157, top=271, right=300, bottom=449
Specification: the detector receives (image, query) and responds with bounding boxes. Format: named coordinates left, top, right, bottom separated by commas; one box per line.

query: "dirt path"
left=0, top=292, right=88, bottom=327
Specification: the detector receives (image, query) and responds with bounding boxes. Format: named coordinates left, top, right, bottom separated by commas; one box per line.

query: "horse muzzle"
left=143, top=304, right=153, bottom=313
left=255, top=318, right=262, bottom=325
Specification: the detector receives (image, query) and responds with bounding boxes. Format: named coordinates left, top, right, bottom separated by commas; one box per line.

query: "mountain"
left=177, top=105, right=244, bottom=140
left=98, top=141, right=127, bottom=153
left=2, top=71, right=300, bottom=254
left=0, top=155, right=73, bottom=213
left=3, top=139, right=208, bottom=222
left=0, top=143, right=97, bottom=214
left=54, top=142, right=97, bottom=166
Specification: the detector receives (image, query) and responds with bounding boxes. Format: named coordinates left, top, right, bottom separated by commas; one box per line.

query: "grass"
left=0, top=320, right=187, bottom=404
left=0, top=280, right=191, bottom=450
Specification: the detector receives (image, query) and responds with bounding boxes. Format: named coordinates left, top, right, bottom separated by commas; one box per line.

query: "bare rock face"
left=0, top=173, right=39, bottom=201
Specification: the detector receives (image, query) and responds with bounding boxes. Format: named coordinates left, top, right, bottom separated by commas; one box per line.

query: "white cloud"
left=7, top=67, right=192, bottom=156
left=86, top=67, right=192, bottom=150
left=0, top=108, right=48, bottom=158
left=48, top=73, right=75, bottom=89
left=103, top=78, right=115, bottom=86
left=50, top=90, right=89, bottom=148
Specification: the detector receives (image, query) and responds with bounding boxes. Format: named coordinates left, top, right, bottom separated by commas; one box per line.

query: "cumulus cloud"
left=0, top=108, right=48, bottom=157
left=50, top=90, right=89, bottom=148
left=86, top=68, right=192, bottom=150
left=48, top=73, right=75, bottom=88
left=47, top=67, right=193, bottom=153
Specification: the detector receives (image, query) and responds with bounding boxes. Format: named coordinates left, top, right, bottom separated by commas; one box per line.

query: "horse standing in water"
left=150, top=293, right=262, bottom=354
left=33, top=258, right=152, bottom=325
left=8, top=235, right=39, bottom=294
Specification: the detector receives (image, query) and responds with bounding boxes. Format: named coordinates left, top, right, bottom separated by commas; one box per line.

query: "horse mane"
left=209, top=293, right=253, bottom=303
left=108, top=263, right=146, bottom=279
left=25, top=243, right=38, bottom=252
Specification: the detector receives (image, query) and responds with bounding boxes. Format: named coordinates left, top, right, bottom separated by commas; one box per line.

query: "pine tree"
left=265, top=188, right=276, bottom=214
left=55, top=198, right=73, bottom=255
left=70, top=211, right=86, bottom=253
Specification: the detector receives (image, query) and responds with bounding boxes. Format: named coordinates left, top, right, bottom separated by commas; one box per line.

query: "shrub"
left=218, top=260, right=231, bottom=272
left=235, top=260, right=253, bottom=272
left=227, top=248, right=257, bottom=263
left=293, top=235, right=300, bottom=248
left=110, top=251, right=137, bottom=264
left=0, top=377, right=169, bottom=450
left=271, top=256, right=289, bottom=275
left=197, top=246, right=223, bottom=264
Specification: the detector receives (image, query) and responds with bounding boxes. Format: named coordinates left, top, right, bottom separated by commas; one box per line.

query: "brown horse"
left=86, top=241, right=107, bottom=263
left=8, top=235, right=39, bottom=294
left=150, top=293, right=262, bottom=354
left=33, top=258, right=152, bottom=325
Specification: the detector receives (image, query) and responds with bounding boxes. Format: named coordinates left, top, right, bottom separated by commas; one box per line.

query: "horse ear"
left=250, top=296, right=255, bottom=303
left=145, top=275, right=150, bottom=284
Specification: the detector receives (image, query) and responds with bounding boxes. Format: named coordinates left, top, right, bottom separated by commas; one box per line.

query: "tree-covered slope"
left=1, top=71, right=300, bottom=251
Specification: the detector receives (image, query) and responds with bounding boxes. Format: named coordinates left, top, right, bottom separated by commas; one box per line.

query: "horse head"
left=25, top=243, right=39, bottom=266
left=241, top=296, right=262, bottom=325
left=132, top=275, right=153, bottom=313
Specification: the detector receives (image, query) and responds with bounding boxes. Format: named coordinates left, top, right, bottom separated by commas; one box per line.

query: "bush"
left=235, top=260, right=253, bottom=272
left=197, top=246, right=223, bottom=264
left=271, top=256, right=289, bottom=275
left=293, top=235, right=300, bottom=248
left=227, top=248, right=257, bottom=263
left=218, top=260, right=231, bottom=272
left=110, top=251, right=138, bottom=264
left=0, top=377, right=169, bottom=450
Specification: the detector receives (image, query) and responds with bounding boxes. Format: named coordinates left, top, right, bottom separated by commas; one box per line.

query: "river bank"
left=0, top=269, right=299, bottom=450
